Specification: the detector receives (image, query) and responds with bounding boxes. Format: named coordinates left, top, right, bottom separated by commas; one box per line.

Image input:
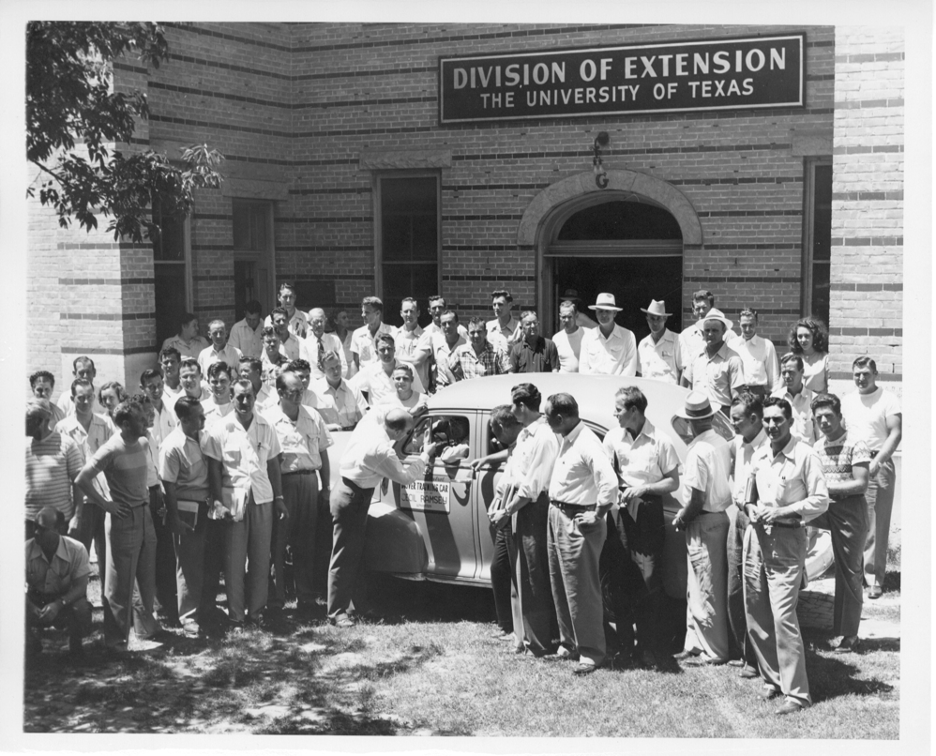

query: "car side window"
left=404, top=414, right=472, bottom=464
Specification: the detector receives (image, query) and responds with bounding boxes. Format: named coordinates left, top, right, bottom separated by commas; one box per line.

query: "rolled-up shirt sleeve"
left=787, top=449, right=830, bottom=522
left=515, top=430, right=557, bottom=500
left=590, top=443, right=619, bottom=508
left=373, top=449, right=431, bottom=486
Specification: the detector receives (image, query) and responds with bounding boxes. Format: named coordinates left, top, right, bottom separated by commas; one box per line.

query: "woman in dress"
left=788, top=316, right=830, bottom=394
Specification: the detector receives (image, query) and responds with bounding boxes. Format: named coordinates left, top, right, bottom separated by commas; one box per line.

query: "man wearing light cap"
left=672, top=391, right=733, bottom=666
left=578, top=293, right=637, bottom=376
left=637, top=299, right=683, bottom=385
left=681, top=309, right=744, bottom=416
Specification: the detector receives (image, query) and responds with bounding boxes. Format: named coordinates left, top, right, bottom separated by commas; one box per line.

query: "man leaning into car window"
left=326, top=409, right=440, bottom=627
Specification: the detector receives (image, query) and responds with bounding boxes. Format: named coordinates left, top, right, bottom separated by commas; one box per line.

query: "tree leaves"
left=26, top=22, right=223, bottom=242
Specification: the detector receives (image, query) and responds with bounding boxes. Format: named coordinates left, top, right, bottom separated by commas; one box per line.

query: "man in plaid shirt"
left=447, top=317, right=510, bottom=382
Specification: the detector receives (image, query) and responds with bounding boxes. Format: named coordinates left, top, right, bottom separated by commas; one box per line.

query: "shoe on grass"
left=775, top=698, right=808, bottom=716
left=740, top=664, right=759, bottom=679
left=833, top=635, right=861, bottom=653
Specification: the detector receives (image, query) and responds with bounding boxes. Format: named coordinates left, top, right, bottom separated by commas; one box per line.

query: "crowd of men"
left=25, top=283, right=901, bottom=717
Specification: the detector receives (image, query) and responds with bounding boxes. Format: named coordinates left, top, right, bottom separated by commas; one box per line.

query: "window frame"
left=152, top=208, right=193, bottom=349
left=231, top=198, right=277, bottom=315
left=801, top=156, right=833, bottom=321
left=373, top=171, right=442, bottom=303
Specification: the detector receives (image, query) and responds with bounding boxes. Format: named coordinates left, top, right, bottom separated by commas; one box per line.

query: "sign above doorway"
left=439, top=33, right=804, bottom=124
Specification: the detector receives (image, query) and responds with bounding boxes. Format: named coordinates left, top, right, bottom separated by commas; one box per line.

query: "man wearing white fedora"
left=681, top=309, right=744, bottom=416
left=578, top=293, right=637, bottom=376
left=637, top=299, right=683, bottom=385
left=671, top=391, right=733, bottom=666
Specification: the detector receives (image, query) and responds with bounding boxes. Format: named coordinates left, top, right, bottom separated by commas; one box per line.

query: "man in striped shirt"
left=26, top=399, right=83, bottom=539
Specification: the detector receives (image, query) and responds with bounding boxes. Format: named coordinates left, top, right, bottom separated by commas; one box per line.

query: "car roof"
left=427, top=374, right=702, bottom=454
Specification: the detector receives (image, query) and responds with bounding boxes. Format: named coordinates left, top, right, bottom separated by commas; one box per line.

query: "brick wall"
left=828, top=27, right=903, bottom=397
left=28, top=23, right=903, bottom=391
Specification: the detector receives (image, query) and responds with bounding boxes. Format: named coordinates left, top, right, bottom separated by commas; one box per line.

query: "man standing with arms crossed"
left=671, top=392, right=733, bottom=666
left=501, top=383, right=559, bottom=658
left=264, top=282, right=308, bottom=338
left=313, top=351, right=368, bottom=432
left=487, top=289, right=520, bottom=353
left=447, top=317, right=510, bottom=382
left=841, top=356, right=901, bottom=600
left=545, top=392, right=618, bottom=675
left=743, top=397, right=829, bottom=715
left=75, top=399, right=161, bottom=651
left=508, top=311, right=559, bottom=374
left=351, top=296, right=396, bottom=372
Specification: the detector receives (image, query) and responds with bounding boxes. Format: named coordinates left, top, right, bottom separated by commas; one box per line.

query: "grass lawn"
left=22, top=560, right=901, bottom=738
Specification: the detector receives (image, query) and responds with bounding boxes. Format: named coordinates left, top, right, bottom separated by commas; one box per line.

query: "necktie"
left=317, top=336, right=325, bottom=373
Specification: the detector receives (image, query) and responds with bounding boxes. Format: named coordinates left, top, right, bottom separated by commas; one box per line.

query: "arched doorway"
left=546, top=195, right=683, bottom=342
left=518, top=170, right=702, bottom=339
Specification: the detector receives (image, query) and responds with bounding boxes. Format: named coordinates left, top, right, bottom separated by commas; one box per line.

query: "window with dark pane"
left=152, top=198, right=189, bottom=348
left=233, top=200, right=269, bottom=251
left=811, top=163, right=833, bottom=327
left=380, top=176, right=438, bottom=325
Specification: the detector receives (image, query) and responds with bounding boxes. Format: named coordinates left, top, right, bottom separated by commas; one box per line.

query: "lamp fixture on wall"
left=592, top=131, right=610, bottom=188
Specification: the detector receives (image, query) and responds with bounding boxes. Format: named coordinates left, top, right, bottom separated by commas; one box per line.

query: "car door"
left=387, top=411, right=481, bottom=582
left=472, top=409, right=511, bottom=586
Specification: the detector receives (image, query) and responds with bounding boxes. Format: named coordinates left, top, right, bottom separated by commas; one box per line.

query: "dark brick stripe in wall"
left=684, top=276, right=802, bottom=284
left=58, top=278, right=156, bottom=286
left=831, top=371, right=901, bottom=382
left=834, top=237, right=903, bottom=246
left=832, top=191, right=903, bottom=201
left=444, top=275, right=536, bottom=282
left=59, top=312, right=156, bottom=321
left=833, top=145, right=903, bottom=155
left=830, top=282, right=902, bottom=292
left=61, top=346, right=155, bottom=356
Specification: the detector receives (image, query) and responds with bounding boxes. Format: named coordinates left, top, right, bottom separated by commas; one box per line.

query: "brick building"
left=27, top=22, right=903, bottom=400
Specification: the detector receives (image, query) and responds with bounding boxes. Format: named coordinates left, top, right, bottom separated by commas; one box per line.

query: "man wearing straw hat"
left=672, top=391, right=733, bottom=666
left=637, top=299, right=683, bottom=385
left=681, top=309, right=744, bottom=416
left=578, top=293, right=637, bottom=376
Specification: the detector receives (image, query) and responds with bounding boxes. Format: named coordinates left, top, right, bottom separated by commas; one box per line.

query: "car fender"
left=363, top=501, right=429, bottom=576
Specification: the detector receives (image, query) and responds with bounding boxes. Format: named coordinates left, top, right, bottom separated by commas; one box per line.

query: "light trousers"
left=224, top=497, right=274, bottom=622
left=508, top=493, right=556, bottom=655
left=103, top=504, right=159, bottom=647
left=547, top=504, right=607, bottom=667
left=743, top=524, right=811, bottom=705
left=863, top=458, right=895, bottom=588
left=684, top=511, right=730, bottom=662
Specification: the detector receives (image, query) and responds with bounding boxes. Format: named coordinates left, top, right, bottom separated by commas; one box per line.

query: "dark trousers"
left=150, top=488, right=179, bottom=623
left=270, top=471, right=320, bottom=609
left=618, top=496, right=666, bottom=655
left=490, top=524, right=513, bottom=634
left=727, top=508, right=760, bottom=668
left=327, top=478, right=373, bottom=620
left=508, top=493, right=556, bottom=655
left=27, top=593, right=93, bottom=641
left=67, top=497, right=107, bottom=574
left=813, top=494, right=868, bottom=636
left=201, top=517, right=226, bottom=619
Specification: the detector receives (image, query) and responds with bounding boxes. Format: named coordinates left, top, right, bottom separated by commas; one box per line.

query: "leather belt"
left=771, top=520, right=804, bottom=529
left=283, top=469, right=316, bottom=476
left=550, top=500, right=596, bottom=513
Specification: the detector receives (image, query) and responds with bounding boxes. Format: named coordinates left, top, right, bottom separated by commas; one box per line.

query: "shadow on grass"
left=23, top=621, right=442, bottom=734
left=804, top=636, right=898, bottom=705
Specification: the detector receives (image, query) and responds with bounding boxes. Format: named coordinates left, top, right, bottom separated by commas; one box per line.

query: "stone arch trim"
left=517, top=170, right=703, bottom=246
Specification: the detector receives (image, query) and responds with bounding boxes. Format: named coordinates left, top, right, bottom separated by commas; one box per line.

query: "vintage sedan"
left=328, top=373, right=735, bottom=600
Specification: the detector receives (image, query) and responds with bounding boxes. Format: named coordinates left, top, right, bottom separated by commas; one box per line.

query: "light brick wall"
left=27, top=23, right=902, bottom=391
left=829, top=27, right=903, bottom=397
